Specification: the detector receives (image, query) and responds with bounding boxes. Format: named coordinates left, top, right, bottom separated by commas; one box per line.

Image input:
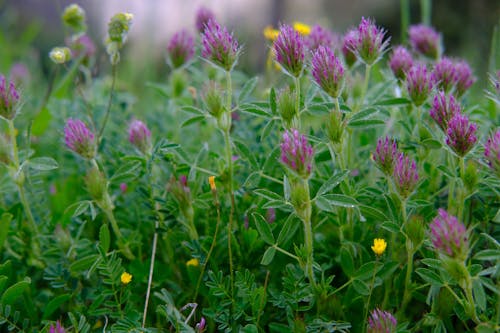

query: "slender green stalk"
left=400, top=198, right=414, bottom=314
left=400, top=0, right=410, bottom=44
left=142, top=223, right=158, bottom=328
left=457, top=157, right=466, bottom=222
left=272, top=244, right=300, bottom=261
left=420, top=0, right=432, bottom=25
left=359, top=64, right=372, bottom=111
left=363, top=258, right=379, bottom=333
left=301, top=180, right=317, bottom=289
left=98, top=64, right=117, bottom=140
left=462, top=264, right=479, bottom=323
left=294, top=76, right=301, bottom=129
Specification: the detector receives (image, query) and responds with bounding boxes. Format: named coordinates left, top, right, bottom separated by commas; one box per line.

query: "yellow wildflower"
left=263, top=25, right=280, bottom=41
left=208, top=176, right=216, bottom=191
left=186, top=258, right=199, bottom=267
left=371, top=238, right=387, bottom=256
left=293, top=22, right=311, bottom=36
left=120, top=271, right=132, bottom=285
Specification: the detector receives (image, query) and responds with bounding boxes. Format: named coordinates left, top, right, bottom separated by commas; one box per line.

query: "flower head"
left=208, top=176, right=216, bottom=191
left=273, top=24, right=305, bottom=77
left=311, top=46, right=345, bottom=98
left=195, top=6, right=215, bottom=33
left=168, top=175, right=192, bottom=207
left=371, top=238, right=387, bottom=256
left=121, top=272, right=132, bottom=285
left=306, top=24, right=336, bottom=52
left=373, top=137, right=398, bottom=175
left=195, top=317, right=206, bottom=332
left=485, top=130, right=500, bottom=177
left=49, top=320, right=66, bottom=333
left=62, top=3, right=86, bottom=33
left=277, top=86, right=297, bottom=127
left=405, top=63, right=433, bottom=107
left=167, top=30, right=195, bottom=68
left=49, top=47, right=72, bottom=64
left=409, top=24, right=441, bottom=59
left=430, top=209, right=468, bottom=260
left=128, top=119, right=151, bottom=155
left=201, top=19, right=240, bottom=71
left=388, top=46, right=413, bottom=81
left=367, top=309, right=397, bottom=333
left=64, top=118, right=95, bottom=159
left=0, top=74, right=20, bottom=120
left=186, top=258, right=199, bottom=267
left=431, top=57, right=456, bottom=93
left=280, top=129, right=314, bottom=178
left=445, top=113, right=477, bottom=157
left=107, top=12, right=133, bottom=44
left=351, top=17, right=389, bottom=65
left=263, top=25, right=279, bottom=41
left=393, top=153, right=419, bottom=199
left=341, top=29, right=358, bottom=67
left=453, top=60, right=476, bottom=97
left=293, top=22, right=312, bottom=36
left=429, top=91, right=461, bottom=131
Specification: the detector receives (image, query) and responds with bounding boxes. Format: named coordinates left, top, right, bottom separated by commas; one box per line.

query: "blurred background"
left=0, top=0, right=499, bottom=94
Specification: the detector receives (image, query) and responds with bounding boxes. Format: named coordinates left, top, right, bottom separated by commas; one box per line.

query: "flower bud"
left=107, top=12, right=133, bottom=44
left=167, top=30, right=195, bottom=69
left=128, top=119, right=151, bottom=155
left=195, top=317, right=206, bottom=332
left=49, top=47, right=72, bottom=64
left=0, top=74, right=20, bottom=120
left=409, top=24, right=441, bottom=59
left=341, top=29, right=358, bottom=67
left=85, top=164, right=107, bottom=203
left=485, top=130, right=500, bottom=177
left=273, top=24, right=305, bottom=77
left=393, top=153, right=418, bottom=199
left=277, top=87, right=296, bottom=127
left=326, top=108, right=344, bottom=145
left=429, top=209, right=468, bottom=260
left=311, top=45, right=345, bottom=98
left=201, top=19, right=240, bottom=71
left=388, top=46, right=413, bottom=81
left=404, top=215, right=425, bottom=248
left=203, top=81, right=224, bottom=120
left=49, top=320, right=66, bottom=333
left=64, top=118, right=95, bottom=159
left=306, top=24, right=336, bottom=52
left=62, top=4, right=87, bottom=33
left=367, top=309, right=397, bottom=333
left=445, top=113, right=477, bottom=157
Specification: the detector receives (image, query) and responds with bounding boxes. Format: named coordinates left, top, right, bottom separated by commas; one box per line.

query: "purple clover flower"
left=341, top=29, right=358, bottom=67
left=195, top=7, right=215, bottom=33
left=128, top=119, right=151, bottom=154
left=445, top=113, right=477, bottom=157
left=406, top=63, right=433, bottom=107
left=453, top=60, right=476, bottom=97
left=393, top=153, right=419, bottom=199
left=430, top=209, right=468, bottom=260
left=64, top=118, right=95, bottom=159
left=49, top=320, right=66, bottom=333
left=352, top=17, right=389, bottom=65
left=280, top=129, right=314, bottom=179
left=432, top=57, right=456, bottom=93
left=306, top=24, right=335, bottom=52
left=0, top=74, right=20, bottom=120
left=195, top=316, right=206, bottom=332
left=388, top=46, right=413, bottom=81
left=373, top=137, right=398, bottom=176
left=429, top=91, right=461, bottom=131
left=485, top=130, right=500, bottom=177
left=273, top=24, right=306, bottom=77
left=201, top=19, right=240, bottom=71
left=167, top=30, right=195, bottom=68
left=409, top=24, right=441, bottom=59
left=311, top=45, right=345, bottom=98
left=367, top=308, right=397, bottom=333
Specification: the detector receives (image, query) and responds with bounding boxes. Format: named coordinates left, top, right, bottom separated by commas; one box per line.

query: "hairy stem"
left=98, top=64, right=117, bottom=141
left=294, top=76, right=301, bottom=129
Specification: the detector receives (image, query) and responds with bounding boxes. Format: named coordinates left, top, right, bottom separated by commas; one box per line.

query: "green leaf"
left=252, top=213, right=275, bottom=245
left=181, top=115, right=206, bottom=128
left=269, top=88, right=277, bottom=115
left=31, top=107, right=52, bottom=136
left=354, top=261, right=380, bottom=280
left=69, top=255, right=100, bottom=275
left=380, top=221, right=400, bottom=233
left=352, top=279, right=370, bottom=296
left=260, top=118, right=276, bottom=141
left=315, top=170, right=349, bottom=197
left=359, top=205, right=388, bottom=221
left=318, top=194, right=358, bottom=208
left=99, top=224, right=110, bottom=254
left=348, top=107, right=379, bottom=122
left=437, top=165, right=455, bottom=179
left=421, top=138, right=442, bottom=149
left=416, top=268, right=443, bottom=286
left=110, top=159, right=143, bottom=183
left=261, top=247, right=276, bottom=265
left=348, top=119, right=386, bottom=129
left=42, top=294, right=71, bottom=320
left=181, top=105, right=204, bottom=115
left=254, top=189, right=283, bottom=202
left=340, top=247, right=355, bottom=277
left=28, top=157, right=58, bottom=171
left=1, top=278, right=31, bottom=305
left=373, top=98, right=411, bottom=106
left=472, top=278, right=486, bottom=311
left=145, top=82, right=169, bottom=98
left=0, top=276, right=8, bottom=295
left=474, top=249, right=500, bottom=261
left=238, top=77, right=259, bottom=103
left=0, top=213, right=12, bottom=251
left=276, top=215, right=300, bottom=245
left=239, top=104, right=272, bottom=118
left=233, top=140, right=259, bottom=170
left=377, top=261, right=399, bottom=280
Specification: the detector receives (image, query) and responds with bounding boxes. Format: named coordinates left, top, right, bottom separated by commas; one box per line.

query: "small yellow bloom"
left=186, top=258, right=199, bottom=267
left=121, top=272, right=132, bottom=285
left=208, top=176, right=216, bottom=191
left=293, top=22, right=311, bottom=36
left=263, top=25, right=280, bottom=41
left=371, top=238, right=387, bottom=256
